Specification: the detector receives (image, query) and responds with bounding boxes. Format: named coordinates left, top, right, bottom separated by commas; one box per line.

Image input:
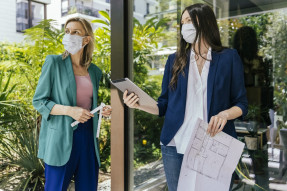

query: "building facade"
left=0, top=0, right=49, bottom=43
left=0, top=0, right=159, bottom=43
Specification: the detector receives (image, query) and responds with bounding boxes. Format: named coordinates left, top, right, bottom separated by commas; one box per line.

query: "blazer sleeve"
left=157, top=54, right=172, bottom=117
left=32, top=55, right=57, bottom=121
left=231, top=50, right=248, bottom=119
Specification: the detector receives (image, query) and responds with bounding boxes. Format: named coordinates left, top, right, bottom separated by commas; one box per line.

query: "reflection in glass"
left=16, top=0, right=45, bottom=32
left=132, top=0, right=287, bottom=190
left=214, top=3, right=287, bottom=190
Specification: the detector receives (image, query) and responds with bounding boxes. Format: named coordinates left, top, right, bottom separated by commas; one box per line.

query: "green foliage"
left=132, top=17, right=167, bottom=166
left=218, top=13, right=284, bottom=123
left=0, top=129, right=44, bottom=190
left=0, top=20, right=64, bottom=102
left=217, top=13, right=271, bottom=50
left=0, top=13, right=168, bottom=191
left=92, top=14, right=111, bottom=92
left=134, top=143, right=161, bottom=168
left=0, top=72, right=17, bottom=109
left=261, top=12, right=287, bottom=120
left=0, top=70, right=38, bottom=190
left=0, top=18, right=112, bottom=190
left=98, top=119, right=111, bottom=172
left=230, top=12, right=287, bottom=120
left=244, top=105, right=264, bottom=122
left=93, top=13, right=168, bottom=167
left=0, top=70, right=35, bottom=134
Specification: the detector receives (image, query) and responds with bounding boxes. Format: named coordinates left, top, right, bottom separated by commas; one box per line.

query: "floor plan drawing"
left=186, top=120, right=231, bottom=180
left=177, top=118, right=245, bottom=191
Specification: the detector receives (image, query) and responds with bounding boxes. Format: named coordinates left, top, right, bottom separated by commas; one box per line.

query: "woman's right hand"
left=123, top=90, right=140, bottom=109
left=68, top=106, right=94, bottom=123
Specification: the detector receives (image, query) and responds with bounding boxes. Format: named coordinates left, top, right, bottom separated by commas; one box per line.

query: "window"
left=129, top=0, right=287, bottom=190
left=61, top=0, right=68, bottom=16
left=61, top=0, right=100, bottom=17
left=16, top=0, right=29, bottom=32
left=16, top=0, right=45, bottom=32
left=146, top=3, right=150, bottom=14
left=31, top=2, right=44, bottom=27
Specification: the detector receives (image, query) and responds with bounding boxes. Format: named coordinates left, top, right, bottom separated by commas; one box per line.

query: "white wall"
left=0, top=0, right=158, bottom=43
left=46, top=0, right=110, bottom=30
left=93, top=0, right=110, bottom=11
left=0, top=0, right=25, bottom=43
left=135, top=0, right=148, bottom=15
left=46, top=0, right=62, bottom=29
left=134, top=0, right=159, bottom=24
left=34, top=0, right=51, bottom=4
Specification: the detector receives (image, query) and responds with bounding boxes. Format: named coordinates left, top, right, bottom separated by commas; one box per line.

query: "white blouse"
left=167, top=48, right=212, bottom=154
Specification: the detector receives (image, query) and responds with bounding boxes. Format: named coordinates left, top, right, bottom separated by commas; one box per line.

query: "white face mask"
left=62, top=34, right=87, bottom=55
left=181, top=23, right=197, bottom=44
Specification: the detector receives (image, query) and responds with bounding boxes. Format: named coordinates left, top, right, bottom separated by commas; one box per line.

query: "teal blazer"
left=32, top=55, right=102, bottom=167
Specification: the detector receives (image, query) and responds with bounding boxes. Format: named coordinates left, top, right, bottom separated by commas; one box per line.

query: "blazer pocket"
left=44, top=127, right=54, bottom=158
left=47, top=115, right=57, bottom=130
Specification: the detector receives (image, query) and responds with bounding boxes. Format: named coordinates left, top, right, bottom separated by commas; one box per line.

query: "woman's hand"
left=123, top=90, right=140, bottom=109
left=102, top=105, right=112, bottom=117
left=68, top=106, right=94, bottom=123
left=207, top=111, right=229, bottom=137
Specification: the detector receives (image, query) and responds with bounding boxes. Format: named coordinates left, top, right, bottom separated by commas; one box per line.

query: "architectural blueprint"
left=177, top=118, right=244, bottom=191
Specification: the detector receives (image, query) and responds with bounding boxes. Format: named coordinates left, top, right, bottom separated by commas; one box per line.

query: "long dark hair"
left=170, top=3, right=224, bottom=89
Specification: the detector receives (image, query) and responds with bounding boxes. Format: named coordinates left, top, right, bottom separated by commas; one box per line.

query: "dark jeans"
left=161, top=145, right=183, bottom=191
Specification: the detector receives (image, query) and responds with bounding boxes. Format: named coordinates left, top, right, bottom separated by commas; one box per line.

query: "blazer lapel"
left=207, top=51, right=220, bottom=118
left=64, top=55, right=77, bottom=106
left=88, top=65, right=97, bottom=106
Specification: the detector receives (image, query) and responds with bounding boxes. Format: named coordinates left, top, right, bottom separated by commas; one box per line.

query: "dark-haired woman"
left=123, top=3, right=247, bottom=191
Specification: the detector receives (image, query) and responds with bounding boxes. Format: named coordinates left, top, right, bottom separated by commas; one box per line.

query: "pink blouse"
left=75, top=74, right=93, bottom=110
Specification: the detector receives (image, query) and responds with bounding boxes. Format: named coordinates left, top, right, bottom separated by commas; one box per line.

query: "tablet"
left=110, top=78, right=157, bottom=106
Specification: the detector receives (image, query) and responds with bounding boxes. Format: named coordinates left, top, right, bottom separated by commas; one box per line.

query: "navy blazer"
left=157, top=48, right=248, bottom=145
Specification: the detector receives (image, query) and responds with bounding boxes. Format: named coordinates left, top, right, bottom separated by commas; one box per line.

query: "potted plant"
left=243, top=104, right=262, bottom=150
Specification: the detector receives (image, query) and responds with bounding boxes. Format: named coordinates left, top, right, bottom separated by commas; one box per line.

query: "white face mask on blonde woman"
left=62, top=34, right=87, bottom=55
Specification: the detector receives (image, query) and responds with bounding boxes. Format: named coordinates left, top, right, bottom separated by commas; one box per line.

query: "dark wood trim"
left=28, top=0, right=32, bottom=27
left=44, top=4, right=47, bottom=20
left=110, top=0, right=134, bottom=190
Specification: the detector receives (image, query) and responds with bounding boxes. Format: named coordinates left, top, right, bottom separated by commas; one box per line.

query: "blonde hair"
left=62, top=17, right=94, bottom=68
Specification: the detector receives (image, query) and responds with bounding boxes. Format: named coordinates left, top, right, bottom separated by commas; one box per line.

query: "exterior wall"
left=134, top=0, right=159, bottom=24
left=46, top=0, right=62, bottom=29
left=0, top=0, right=25, bottom=43
left=0, top=0, right=159, bottom=43
left=47, top=0, right=110, bottom=30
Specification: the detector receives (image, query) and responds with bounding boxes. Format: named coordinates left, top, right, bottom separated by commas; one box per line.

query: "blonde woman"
left=33, top=17, right=112, bottom=191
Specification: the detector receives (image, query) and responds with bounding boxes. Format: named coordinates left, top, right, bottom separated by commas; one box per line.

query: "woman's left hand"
left=207, top=111, right=229, bottom=137
left=102, top=105, right=112, bottom=117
